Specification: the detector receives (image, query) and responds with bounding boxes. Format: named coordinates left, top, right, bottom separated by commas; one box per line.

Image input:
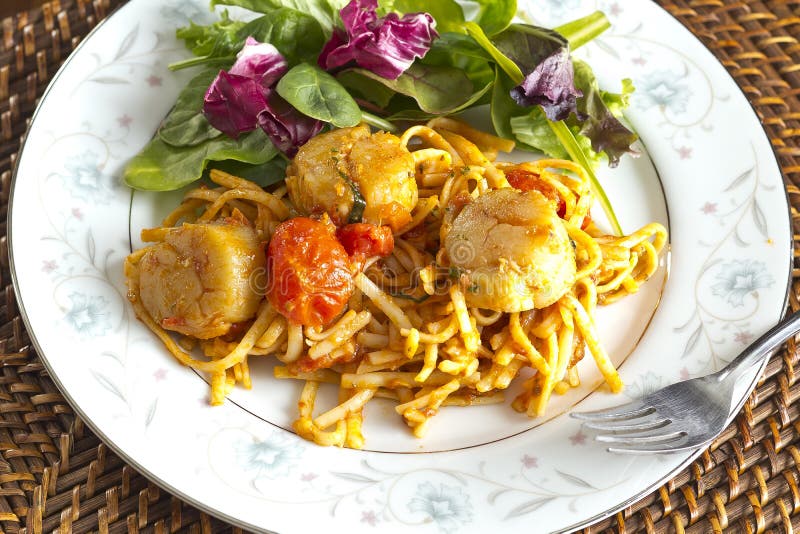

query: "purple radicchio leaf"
left=493, top=24, right=582, bottom=122
left=229, top=37, right=288, bottom=87
left=318, top=0, right=438, bottom=80
left=204, top=36, right=322, bottom=156
left=509, top=48, right=582, bottom=122
left=202, top=38, right=288, bottom=139
left=257, top=92, right=324, bottom=158
left=203, top=71, right=268, bottom=139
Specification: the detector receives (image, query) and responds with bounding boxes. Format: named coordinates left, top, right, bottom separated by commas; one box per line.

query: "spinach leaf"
left=427, top=32, right=491, bottom=63
left=571, top=59, right=637, bottom=167
left=337, top=70, right=396, bottom=108
left=237, top=8, right=325, bottom=65
left=423, top=32, right=494, bottom=87
left=207, top=157, right=288, bottom=188
left=386, top=77, right=492, bottom=121
left=462, top=62, right=495, bottom=90
left=470, top=0, right=516, bottom=36
left=276, top=63, right=362, bottom=128
left=386, top=109, right=437, bottom=121
left=124, top=128, right=278, bottom=191
left=447, top=78, right=494, bottom=112
left=158, top=68, right=221, bottom=148
left=210, top=0, right=347, bottom=37
left=353, top=63, right=474, bottom=114
left=393, top=0, right=465, bottom=33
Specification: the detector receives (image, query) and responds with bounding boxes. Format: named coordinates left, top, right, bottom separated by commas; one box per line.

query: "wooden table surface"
left=1, top=1, right=44, bottom=18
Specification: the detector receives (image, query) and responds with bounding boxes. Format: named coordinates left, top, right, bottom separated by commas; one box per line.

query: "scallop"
left=137, top=221, right=265, bottom=339
left=286, top=125, right=418, bottom=231
left=444, top=188, right=576, bottom=312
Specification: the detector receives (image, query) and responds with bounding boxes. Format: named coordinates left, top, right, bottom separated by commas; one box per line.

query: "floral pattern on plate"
left=8, top=1, right=791, bottom=533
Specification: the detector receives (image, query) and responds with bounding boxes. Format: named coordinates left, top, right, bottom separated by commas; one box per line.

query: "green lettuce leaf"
left=158, top=68, right=221, bottom=148
left=571, top=59, right=637, bottom=166
left=210, top=0, right=346, bottom=37
left=124, top=128, right=278, bottom=191
left=510, top=108, right=600, bottom=165
left=176, top=10, right=245, bottom=57
left=393, top=0, right=465, bottom=33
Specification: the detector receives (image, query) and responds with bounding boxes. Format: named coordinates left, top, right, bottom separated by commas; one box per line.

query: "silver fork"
left=571, top=310, right=800, bottom=454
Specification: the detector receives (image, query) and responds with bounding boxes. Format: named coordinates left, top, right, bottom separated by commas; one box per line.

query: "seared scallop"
left=137, top=221, right=265, bottom=339
left=286, top=125, right=417, bottom=231
left=444, top=188, right=576, bottom=312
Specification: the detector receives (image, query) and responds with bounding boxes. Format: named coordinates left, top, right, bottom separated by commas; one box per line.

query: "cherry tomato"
left=266, top=217, right=354, bottom=327
left=505, top=168, right=566, bottom=217
left=336, top=223, right=395, bottom=259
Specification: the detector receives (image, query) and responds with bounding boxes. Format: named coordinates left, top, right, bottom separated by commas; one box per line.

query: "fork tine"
left=570, top=400, right=651, bottom=421
left=605, top=438, right=705, bottom=455
left=582, top=414, right=670, bottom=433
left=595, top=428, right=686, bottom=445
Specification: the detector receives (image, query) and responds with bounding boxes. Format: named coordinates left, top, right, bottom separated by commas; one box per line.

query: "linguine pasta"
left=124, top=118, right=667, bottom=449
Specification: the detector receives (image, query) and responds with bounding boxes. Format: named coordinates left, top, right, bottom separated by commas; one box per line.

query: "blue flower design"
left=61, top=150, right=114, bottom=203
left=711, top=260, right=774, bottom=307
left=235, top=432, right=303, bottom=480
left=635, top=70, right=691, bottom=114
left=535, top=0, right=582, bottom=20
left=408, top=482, right=473, bottom=533
left=63, top=292, right=111, bottom=337
left=159, top=0, right=212, bottom=24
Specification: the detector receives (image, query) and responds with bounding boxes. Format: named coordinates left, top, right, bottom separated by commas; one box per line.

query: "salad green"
left=276, top=63, right=362, bottom=127
left=123, top=0, right=638, bottom=233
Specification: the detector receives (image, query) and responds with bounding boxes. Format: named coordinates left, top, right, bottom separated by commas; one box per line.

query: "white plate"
left=8, top=0, right=792, bottom=532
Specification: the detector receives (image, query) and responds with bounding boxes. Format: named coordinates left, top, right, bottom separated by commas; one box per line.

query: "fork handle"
left=714, top=310, right=800, bottom=383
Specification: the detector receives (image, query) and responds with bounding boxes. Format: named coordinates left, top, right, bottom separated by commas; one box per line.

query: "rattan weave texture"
left=0, top=1, right=798, bottom=533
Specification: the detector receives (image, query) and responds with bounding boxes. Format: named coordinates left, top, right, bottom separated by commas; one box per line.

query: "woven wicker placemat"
left=0, top=0, right=798, bottom=533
